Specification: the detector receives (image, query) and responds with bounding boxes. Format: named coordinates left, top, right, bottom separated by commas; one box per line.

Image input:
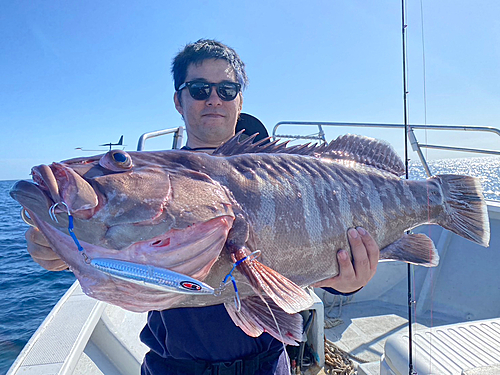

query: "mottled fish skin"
left=173, top=152, right=444, bottom=287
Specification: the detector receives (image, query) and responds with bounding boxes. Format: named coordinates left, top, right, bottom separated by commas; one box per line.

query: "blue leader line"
left=220, top=250, right=261, bottom=312
left=49, top=202, right=89, bottom=263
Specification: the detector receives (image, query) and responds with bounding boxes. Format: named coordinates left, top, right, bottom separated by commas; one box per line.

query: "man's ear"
left=238, top=93, right=243, bottom=115
left=174, top=92, right=183, bottom=116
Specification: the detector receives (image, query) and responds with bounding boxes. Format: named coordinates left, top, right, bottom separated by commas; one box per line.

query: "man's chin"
left=187, top=118, right=236, bottom=145
left=201, top=120, right=234, bottom=134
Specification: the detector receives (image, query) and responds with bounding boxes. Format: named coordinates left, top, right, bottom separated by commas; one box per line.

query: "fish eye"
left=113, top=152, right=127, bottom=163
left=99, top=150, right=133, bottom=171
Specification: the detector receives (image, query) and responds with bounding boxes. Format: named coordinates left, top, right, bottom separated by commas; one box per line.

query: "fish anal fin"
left=232, top=248, right=313, bottom=314
left=225, top=296, right=303, bottom=346
left=380, top=233, right=439, bottom=267
left=224, top=301, right=264, bottom=339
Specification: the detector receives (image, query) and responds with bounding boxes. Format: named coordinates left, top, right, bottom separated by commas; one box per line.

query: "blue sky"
left=1, top=0, right=499, bottom=180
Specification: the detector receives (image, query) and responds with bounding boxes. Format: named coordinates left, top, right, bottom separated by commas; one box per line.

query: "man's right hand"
left=25, top=227, right=68, bottom=271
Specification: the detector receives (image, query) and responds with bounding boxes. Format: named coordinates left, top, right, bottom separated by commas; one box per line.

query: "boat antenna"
left=401, top=0, right=417, bottom=374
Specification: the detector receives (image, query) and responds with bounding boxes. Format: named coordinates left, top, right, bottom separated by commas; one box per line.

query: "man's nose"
left=206, top=87, right=222, bottom=106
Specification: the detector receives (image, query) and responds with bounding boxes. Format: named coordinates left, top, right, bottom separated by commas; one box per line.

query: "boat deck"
left=6, top=282, right=148, bottom=375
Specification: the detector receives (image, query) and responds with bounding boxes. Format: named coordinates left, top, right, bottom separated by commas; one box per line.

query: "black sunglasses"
left=178, top=81, right=241, bottom=101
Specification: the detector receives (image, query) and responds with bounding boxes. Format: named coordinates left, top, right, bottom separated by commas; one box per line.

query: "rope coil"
left=324, top=339, right=355, bottom=375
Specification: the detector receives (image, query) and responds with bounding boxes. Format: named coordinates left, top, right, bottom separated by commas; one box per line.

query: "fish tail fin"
left=379, top=233, right=439, bottom=266
left=232, top=248, right=313, bottom=314
left=435, top=174, right=490, bottom=247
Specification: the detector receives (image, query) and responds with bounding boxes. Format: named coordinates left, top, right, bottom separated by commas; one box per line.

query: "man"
left=25, top=39, right=380, bottom=374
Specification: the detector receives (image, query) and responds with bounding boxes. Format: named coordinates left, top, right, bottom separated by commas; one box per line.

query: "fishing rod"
left=400, top=0, right=417, bottom=374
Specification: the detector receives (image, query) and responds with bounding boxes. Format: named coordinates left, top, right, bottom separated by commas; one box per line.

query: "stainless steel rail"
left=137, top=127, right=184, bottom=151
left=272, top=121, right=500, bottom=176
left=135, top=122, right=499, bottom=178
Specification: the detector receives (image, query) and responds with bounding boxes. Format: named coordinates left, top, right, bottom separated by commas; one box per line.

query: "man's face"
left=174, top=58, right=243, bottom=148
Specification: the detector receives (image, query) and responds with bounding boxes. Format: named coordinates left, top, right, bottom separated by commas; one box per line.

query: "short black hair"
left=172, top=39, right=248, bottom=92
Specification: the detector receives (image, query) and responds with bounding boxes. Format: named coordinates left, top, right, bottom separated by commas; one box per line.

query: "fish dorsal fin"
left=213, top=131, right=291, bottom=156
left=214, top=132, right=405, bottom=176
left=326, top=134, right=405, bottom=176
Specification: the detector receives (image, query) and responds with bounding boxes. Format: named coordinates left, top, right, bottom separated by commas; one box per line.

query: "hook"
left=49, top=202, right=70, bottom=223
left=21, top=208, right=36, bottom=227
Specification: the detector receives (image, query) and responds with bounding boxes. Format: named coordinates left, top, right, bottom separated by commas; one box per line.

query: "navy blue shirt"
left=140, top=304, right=282, bottom=362
left=139, top=289, right=354, bottom=374
left=140, top=304, right=289, bottom=374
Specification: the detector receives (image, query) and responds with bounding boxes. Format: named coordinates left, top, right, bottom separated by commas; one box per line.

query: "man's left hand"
left=311, top=227, right=379, bottom=293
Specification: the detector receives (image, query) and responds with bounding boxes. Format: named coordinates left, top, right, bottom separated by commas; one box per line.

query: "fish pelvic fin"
left=232, top=248, right=314, bottom=314
left=224, top=295, right=303, bottom=346
left=435, top=174, right=490, bottom=247
left=379, top=233, right=440, bottom=267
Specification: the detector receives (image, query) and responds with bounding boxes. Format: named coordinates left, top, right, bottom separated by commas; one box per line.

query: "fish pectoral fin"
left=379, top=233, right=439, bottom=267
left=231, top=248, right=314, bottom=314
left=225, top=296, right=303, bottom=346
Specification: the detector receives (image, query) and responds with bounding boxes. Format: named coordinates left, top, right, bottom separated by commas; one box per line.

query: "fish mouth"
left=11, top=163, right=100, bottom=220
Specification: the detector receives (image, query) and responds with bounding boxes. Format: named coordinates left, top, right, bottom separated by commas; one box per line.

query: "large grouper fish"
left=10, top=133, right=490, bottom=345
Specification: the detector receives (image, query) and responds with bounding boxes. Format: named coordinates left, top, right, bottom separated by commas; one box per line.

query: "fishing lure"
left=90, top=258, right=215, bottom=295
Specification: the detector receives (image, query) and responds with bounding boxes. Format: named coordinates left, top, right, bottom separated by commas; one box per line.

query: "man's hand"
left=312, top=227, right=379, bottom=293
left=25, top=227, right=68, bottom=271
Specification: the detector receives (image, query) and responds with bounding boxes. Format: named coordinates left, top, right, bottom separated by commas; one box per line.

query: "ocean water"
left=0, top=156, right=499, bottom=374
left=0, top=180, right=75, bottom=375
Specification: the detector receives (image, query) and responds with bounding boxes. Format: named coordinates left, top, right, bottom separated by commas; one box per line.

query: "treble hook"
left=49, top=202, right=70, bottom=223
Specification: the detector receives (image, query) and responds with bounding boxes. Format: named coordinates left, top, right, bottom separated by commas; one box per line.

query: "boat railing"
left=135, top=122, right=500, bottom=178
left=272, top=121, right=500, bottom=176
left=137, top=126, right=184, bottom=151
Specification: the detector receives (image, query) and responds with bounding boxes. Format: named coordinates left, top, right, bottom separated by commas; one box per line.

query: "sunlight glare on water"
left=409, top=156, right=500, bottom=200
